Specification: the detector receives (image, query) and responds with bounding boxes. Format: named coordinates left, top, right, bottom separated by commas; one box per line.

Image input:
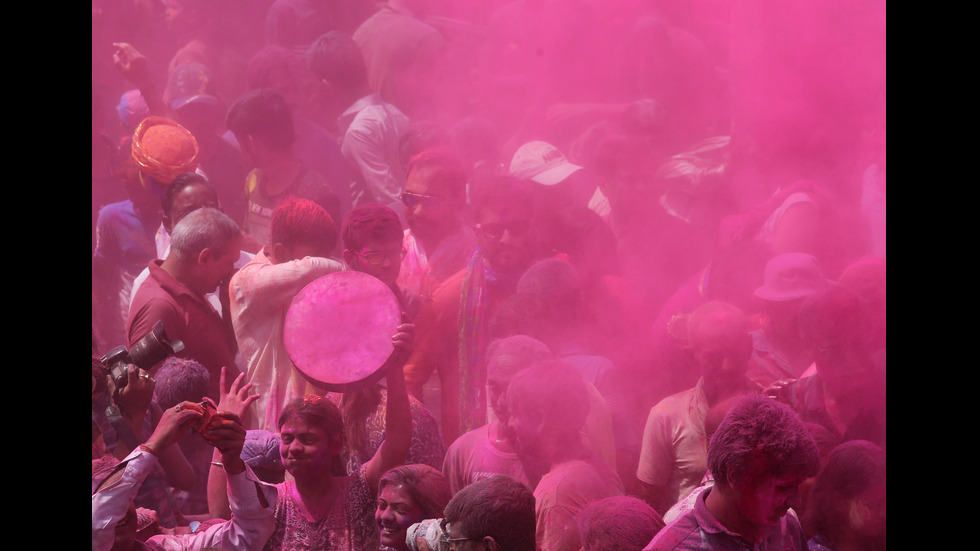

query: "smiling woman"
left=376, top=464, right=451, bottom=551
left=207, top=328, right=415, bottom=550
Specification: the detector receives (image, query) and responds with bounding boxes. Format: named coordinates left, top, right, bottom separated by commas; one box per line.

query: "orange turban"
left=131, top=116, right=199, bottom=186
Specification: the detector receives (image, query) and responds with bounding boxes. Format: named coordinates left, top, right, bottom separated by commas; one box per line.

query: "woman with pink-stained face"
left=263, top=380, right=412, bottom=550
left=375, top=464, right=451, bottom=551
left=207, top=320, right=416, bottom=551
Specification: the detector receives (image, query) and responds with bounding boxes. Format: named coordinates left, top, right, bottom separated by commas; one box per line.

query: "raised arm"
left=364, top=317, right=415, bottom=492
left=93, top=402, right=204, bottom=551
left=107, top=362, right=197, bottom=489
left=111, top=42, right=168, bottom=117
left=179, top=409, right=277, bottom=551
left=208, top=367, right=262, bottom=520
left=157, top=406, right=276, bottom=551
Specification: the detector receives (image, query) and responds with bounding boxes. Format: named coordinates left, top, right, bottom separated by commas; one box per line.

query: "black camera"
left=100, top=320, right=184, bottom=389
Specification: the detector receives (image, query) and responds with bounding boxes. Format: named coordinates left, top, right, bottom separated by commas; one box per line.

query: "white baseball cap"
left=509, top=140, right=582, bottom=186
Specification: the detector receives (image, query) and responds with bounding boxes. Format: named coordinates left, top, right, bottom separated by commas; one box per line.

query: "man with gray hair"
left=127, top=207, right=243, bottom=400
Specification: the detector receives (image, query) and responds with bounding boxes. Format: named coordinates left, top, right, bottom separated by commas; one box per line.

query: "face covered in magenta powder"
left=735, top=472, right=807, bottom=529
left=375, top=483, right=424, bottom=551
left=278, top=417, right=336, bottom=480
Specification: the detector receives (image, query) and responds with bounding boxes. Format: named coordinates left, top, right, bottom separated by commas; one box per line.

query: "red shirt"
left=127, top=260, right=240, bottom=399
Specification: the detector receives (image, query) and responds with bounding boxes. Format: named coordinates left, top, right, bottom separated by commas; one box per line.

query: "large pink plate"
left=283, top=271, right=400, bottom=392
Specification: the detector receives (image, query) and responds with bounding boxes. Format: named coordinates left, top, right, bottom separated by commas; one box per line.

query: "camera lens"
left=129, top=321, right=184, bottom=369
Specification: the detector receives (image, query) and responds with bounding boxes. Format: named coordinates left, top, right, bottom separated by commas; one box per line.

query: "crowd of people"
left=93, top=1, right=885, bottom=550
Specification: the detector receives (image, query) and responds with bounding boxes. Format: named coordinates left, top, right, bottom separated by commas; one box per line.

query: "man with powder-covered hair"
left=644, top=393, right=820, bottom=550
left=229, top=197, right=345, bottom=431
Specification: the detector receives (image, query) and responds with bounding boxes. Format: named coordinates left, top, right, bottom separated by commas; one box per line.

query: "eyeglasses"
left=475, top=220, right=531, bottom=240
left=401, top=191, right=441, bottom=209
left=440, top=519, right=481, bottom=549
left=351, top=248, right=407, bottom=266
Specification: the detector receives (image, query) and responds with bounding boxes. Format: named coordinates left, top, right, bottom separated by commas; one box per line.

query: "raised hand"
left=142, top=401, right=205, bottom=456
left=111, top=42, right=150, bottom=87
left=202, top=412, right=248, bottom=475
left=387, top=313, right=416, bottom=369
left=216, top=366, right=259, bottom=421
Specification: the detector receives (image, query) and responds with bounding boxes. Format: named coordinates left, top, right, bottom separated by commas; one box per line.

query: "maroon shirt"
left=127, top=259, right=240, bottom=399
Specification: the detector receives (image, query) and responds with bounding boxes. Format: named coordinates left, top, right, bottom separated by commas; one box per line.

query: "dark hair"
left=339, top=385, right=383, bottom=461
left=405, top=147, right=467, bottom=203
left=226, top=88, right=295, bottom=150
left=484, top=335, right=553, bottom=379
left=378, top=464, right=452, bottom=519
left=399, top=121, right=449, bottom=169
left=805, top=422, right=841, bottom=461
left=798, top=284, right=869, bottom=345
left=703, top=239, right=771, bottom=309
left=469, top=174, right=534, bottom=219
left=341, top=203, right=403, bottom=252
left=539, top=205, right=621, bottom=277
left=278, top=395, right=345, bottom=437
left=505, top=360, right=590, bottom=442
left=444, top=475, right=536, bottom=551
left=278, top=395, right=347, bottom=475
left=592, top=133, right=659, bottom=181
left=449, top=116, right=501, bottom=170
left=271, top=197, right=338, bottom=254
left=802, top=440, right=885, bottom=546
left=708, top=394, right=821, bottom=486
left=515, top=257, right=584, bottom=325
left=306, top=31, right=367, bottom=88
left=686, top=301, right=747, bottom=353
left=153, top=356, right=209, bottom=410
left=247, top=45, right=305, bottom=91
left=162, top=172, right=213, bottom=217
left=576, top=495, right=665, bottom=551
left=489, top=293, right=534, bottom=338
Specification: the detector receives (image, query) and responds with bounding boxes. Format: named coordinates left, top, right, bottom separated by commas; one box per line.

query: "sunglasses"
left=351, top=248, right=407, bottom=266
left=475, top=220, right=531, bottom=240
left=401, top=191, right=441, bottom=209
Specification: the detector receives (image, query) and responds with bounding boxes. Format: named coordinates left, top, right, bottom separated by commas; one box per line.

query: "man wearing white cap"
left=509, top=140, right=597, bottom=214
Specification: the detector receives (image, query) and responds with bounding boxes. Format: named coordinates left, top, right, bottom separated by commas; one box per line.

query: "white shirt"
left=92, top=447, right=277, bottom=551
left=338, top=93, right=410, bottom=208
left=229, top=248, right=346, bottom=431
